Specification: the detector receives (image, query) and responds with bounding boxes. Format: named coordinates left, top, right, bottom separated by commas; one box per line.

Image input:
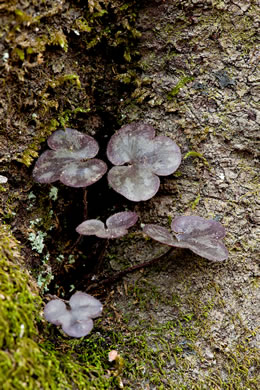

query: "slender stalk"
left=70, top=189, right=87, bottom=251
left=94, top=238, right=109, bottom=274
left=70, top=235, right=82, bottom=251
left=86, top=247, right=173, bottom=292
left=83, top=188, right=88, bottom=220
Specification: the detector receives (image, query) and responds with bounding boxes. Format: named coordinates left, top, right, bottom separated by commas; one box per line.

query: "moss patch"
left=108, top=276, right=259, bottom=389
left=167, top=76, right=194, bottom=100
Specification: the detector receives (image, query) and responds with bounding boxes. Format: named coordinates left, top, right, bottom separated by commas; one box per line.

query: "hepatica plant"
left=143, top=215, right=228, bottom=262
left=106, top=122, right=181, bottom=201
left=76, top=211, right=138, bottom=239
left=44, top=291, right=102, bottom=338
left=33, top=128, right=107, bottom=187
left=32, top=123, right=229, bottom=337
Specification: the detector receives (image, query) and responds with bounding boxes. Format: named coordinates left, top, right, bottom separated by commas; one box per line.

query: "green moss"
left=105, top=277, right=259, bottom=389
left=18, top=119, right=59, bottom=167
left=189, top=193, right=201, bottom=210
left=184, top=151, right=210, bottom=167
left=48, top=74, right=81, bottom=89
left=167, top=76, right=194, bottom=100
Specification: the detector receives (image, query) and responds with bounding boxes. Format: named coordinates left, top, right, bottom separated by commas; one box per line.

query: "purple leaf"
left=76, top=220, right=105, bottom=236
left=32, top=150, right=71, bottom=184
left=142, top=224, right=178, bottom=247
left=76, top=211, right=138, bottom=239
left=143, top=215, right=228, bottom=262
left=171, top=216, right=228, bottom=261
left=106, top=211, right=139, bottom=229
left=33, top=128, right=107, bottom=187
left=106, top=122, right=181, bottom=201
left=48, top=128, right=98, bottom=157
left=107, top=122, right=156, bottom=165
left=43, top=291, right=103, bottom=338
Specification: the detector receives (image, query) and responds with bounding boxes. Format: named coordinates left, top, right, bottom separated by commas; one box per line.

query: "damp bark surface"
left=0, top=1, right=259, bottom=389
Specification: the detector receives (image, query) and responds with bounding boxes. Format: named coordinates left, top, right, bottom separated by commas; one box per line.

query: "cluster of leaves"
left=33, top=122, right=181, bottom=201
left=33, top=122, right=228, bottom=338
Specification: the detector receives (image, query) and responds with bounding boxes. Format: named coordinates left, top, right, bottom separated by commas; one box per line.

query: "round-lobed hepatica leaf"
left=76, top=211, right=138, bottom=239
left=33, top=128, right=107, bottom=187
left=43, top=292, right=103, bottom=338
left=142, top=224, right=177, bottom=247
left=143, top=215, right=228, bottom=262
left=106, top=122, right=181, bottom=201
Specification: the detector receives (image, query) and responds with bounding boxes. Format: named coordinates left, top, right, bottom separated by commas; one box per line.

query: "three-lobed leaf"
left=76, top=211, right=138, bottom=239
left=143, top=215, right=228, bottom=262
left=33, top=128, right=107, bottom=187
left=43, top=291, right=103, bottom=338
left=107, top=122, right=181, bottom=201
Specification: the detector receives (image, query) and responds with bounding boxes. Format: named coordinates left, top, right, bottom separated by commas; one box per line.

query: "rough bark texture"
left=0, top=0, right=259, bottom=389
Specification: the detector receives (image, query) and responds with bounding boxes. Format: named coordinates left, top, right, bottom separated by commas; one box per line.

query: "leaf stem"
left=86, top=247, right=173, bottom=292
left=83, top=188, right=88, bottom=220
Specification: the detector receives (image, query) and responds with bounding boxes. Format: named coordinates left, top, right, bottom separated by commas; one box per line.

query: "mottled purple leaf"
left=143, top=216, right=228, bottom=262
left=76, top=220, right=105, bottom=236
left=32, top=150, right=71, bottom=183
left=43, top=299, right=70, bottom=326
left=48, top=128, right=98, bottom=158
left=96, top=227, right=127, bottom=239
left=76, top=219, right=125, bottom=238
left=33, top=128, right=107, bottom=187
left=171, top=216, right=228, bottom=261
left=171, top=216, right=226, bottom=240
left=142, top=224, right=178, bottom=247
left=107, top=122, right=156, bottom=165
left=107, top=166, right=160, bottom=202
left=43, top=291, right=103, bottom=338
left=106, top=122, right=181, bottom=201
left=147, top=136, right=182, bottom=175
left=76, top=211, right=138, bottom=239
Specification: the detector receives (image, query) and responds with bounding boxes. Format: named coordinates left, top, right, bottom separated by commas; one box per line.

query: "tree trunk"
left=0, top=0, right=259, bottom=388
